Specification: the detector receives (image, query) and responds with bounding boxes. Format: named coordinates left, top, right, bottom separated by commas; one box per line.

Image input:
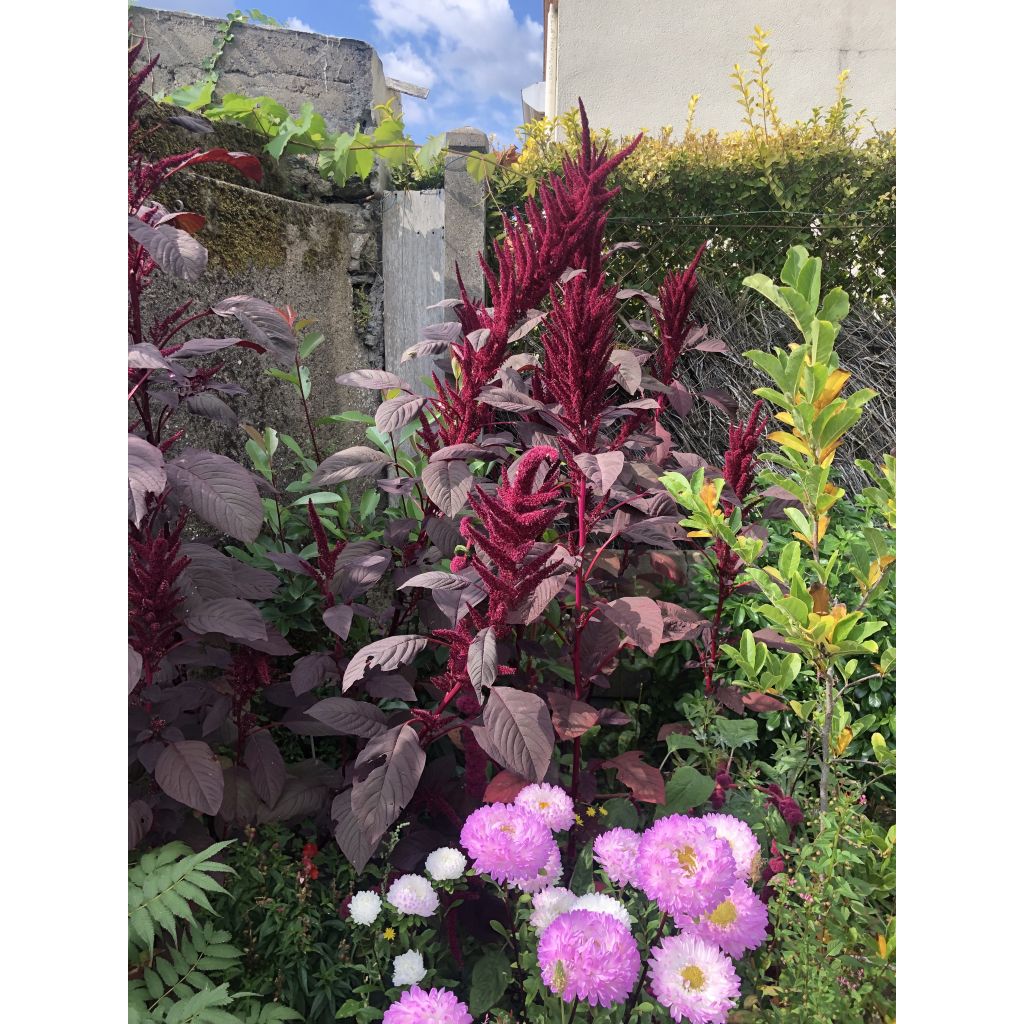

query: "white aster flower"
left=386, top=873, right=440, bottom=917
left=348, top=889, right=382, bottom=925
left=391, top=948, right=426, bottom=987
left=529, top=886, right=578, bottom=934
left=425, top=846, right=467, bottom=882
left=573, top=891, right=633, bottom=928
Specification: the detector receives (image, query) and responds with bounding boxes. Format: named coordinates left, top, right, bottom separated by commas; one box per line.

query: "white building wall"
left=551, top=0, right=895, bottom=136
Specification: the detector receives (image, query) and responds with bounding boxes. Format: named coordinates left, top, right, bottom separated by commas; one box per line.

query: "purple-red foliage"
left=537, top=274, right=619, bottom=456
left=128, top=511, right=189, bottom=692
left=654, top=244, right=707, bottom=383
left=422, top=103, right=642, bottom=452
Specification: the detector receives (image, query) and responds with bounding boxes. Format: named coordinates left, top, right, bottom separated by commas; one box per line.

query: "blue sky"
left=142, top=1, right=544, bottom=145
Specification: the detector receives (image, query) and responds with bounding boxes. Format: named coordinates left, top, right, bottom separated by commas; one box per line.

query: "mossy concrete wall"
left=146, top=172, right=382, bottom=477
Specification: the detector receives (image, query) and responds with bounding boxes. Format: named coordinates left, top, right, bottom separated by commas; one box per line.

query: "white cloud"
left=381, top=43, right=437, bottom=89
left=284, top=17, right=315, bottom=34
left=369, top=0, right=542, bottom=144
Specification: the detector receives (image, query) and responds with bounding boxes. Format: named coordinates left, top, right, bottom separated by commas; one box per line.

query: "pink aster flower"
left=460, top=802, right=558, bottom=884
left=593, top=827, right=641, bottom=887
left=537, top=908, right=640, bottom=1008
left=381, top=986, right=472, bottom=1024
left=513, top=844, right=563, bottom=893
left=514, top=783, right=576, bottom=831
left=690, top=882, right=769, bottom=958
left=635, top=815, right=737, bottom=920
left=701, top=813, right=762, bottom=883
left=649, top=932, right=741, bottom=1024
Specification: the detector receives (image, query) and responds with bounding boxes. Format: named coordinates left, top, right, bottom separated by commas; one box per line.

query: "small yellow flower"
left=382, top=927, right=396, bottom=942
left=586, top=806, right=597, bottom=818
left=598, top=806, right=608, bottom=817
left=574, top=814, right=584, bottom=827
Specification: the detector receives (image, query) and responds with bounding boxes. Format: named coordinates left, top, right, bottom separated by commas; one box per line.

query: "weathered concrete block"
left=146, top=173, right=383, bottom=480
left=132, top=6, right=397, bottom=132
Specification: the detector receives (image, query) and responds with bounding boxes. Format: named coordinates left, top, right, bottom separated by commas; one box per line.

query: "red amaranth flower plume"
left=654, top=244, right=707, bottom=383
left=722, top=400, right=769, bottom=511
left=536, top=273, right=619, bottom=456
left=423, top=102, right=642, bottom=452
left=128, top=511, right=190, bottom=692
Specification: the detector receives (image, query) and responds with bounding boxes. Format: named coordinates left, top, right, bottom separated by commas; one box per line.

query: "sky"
left=141, top=1, right=544, bottom=145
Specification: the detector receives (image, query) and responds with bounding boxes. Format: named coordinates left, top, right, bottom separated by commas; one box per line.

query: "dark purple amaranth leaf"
left=572, top=451, right=625, bottom=495
left=219, top=766, right=259, bottom=826
left=608, top=349, right=642, bottom=393
left=604, top=750, right=665, bottom=804
left=128, top=343, right=174, bottom=370
left=700, top=389, right=739, bottom=420
left=129, top=645, right=143, bottom=693
left=399, top=571, right=470, bottom=592
left=128, top=800, right=154, bottom=849
left=548, top=693, right=600, bottom=740
left=363, top=673, right=417, bottom=701
left=616, top=287, right=662, bottom=310
left=579, top=612, right=621, bottom=679
left=335, top=552, right=391, bottom=603
left=174, top=148, right=264, bottom=182
left=167, top=113, right=215, bottom=134
left=128, top=214, right=208, bottom=282
left=478, top=387, right=545, bottom=413
left=323, top=604, right=355, bottom=639
left=337, top=368, right=406, bottom=390
left=154, top=740, right=224, bottom=815
left=717, top=684, right=747, bottom=715
left=332, top=789, right=383, bottom=871
left=665, top=381, right=695, bottom=419
left=430, top=443, right=488, bottom=462
left=483, top=768, right=530, bottom=803
left=171, top=336, right=255, bottom=357
left=474, top=687, right=554, bottom=783
left=351, top=723, right=426, bottom=837
left=603, top=596, right=664, bottom=656
left=424, top=515, right=465, bottom=557
left=695, top=336, right=729, bottom=354
left=508, top=312, right=546, bottom=343
left=128, top=435, right=166, bottom=526
left=622, top=516, right=688, bottom=548
left=291, top=653, right=340, bottom=695
left=241, top=623, right=297, bottom=656
left=596, top=707, right=631, bottom=726
left=212, top=296, right=296, bottom=366
left=244, top=730, right=287, bottom=806
left=743, top=692, right=788, bottom=712
left=401, top=338, right=452, bottom=362
left=165, top=448, right=262, bottom=542
left=753, top=628, right=801, bottom=653
left=467, top=626, right=498, bottom=700
left=658, top=602, right=710, bottom=642
left=184, top=393, right=238, bottom=427
left=264, top=551, right=317, bottom=577
left=422, top=460, right=473, bottom=517
left=306, top=697, right=388, bottom=738
left=375, top=393, right=428, bottom=433
left=136, top=740, right=166, bottom=774
left=422, top=320, right=464, bottom=339
left=312, top=446, right=391, bottom=486
left=258, top=773, right=333, bottom=825
left=185, top=598, right=268, bottom=642
left=202, top=695, right=232, bottom=735
left=343, top=635, right=428, bottom=691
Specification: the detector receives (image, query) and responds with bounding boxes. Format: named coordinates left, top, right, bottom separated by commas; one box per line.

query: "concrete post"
left=442, top=127, right=490, bottom=305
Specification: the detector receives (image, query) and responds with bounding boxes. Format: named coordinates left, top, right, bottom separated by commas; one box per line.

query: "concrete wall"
left=147, top=172, right=382, bottom=478
left=132, top=6, right=398, bottom=132
left=550, top=0, right=895, bottom=136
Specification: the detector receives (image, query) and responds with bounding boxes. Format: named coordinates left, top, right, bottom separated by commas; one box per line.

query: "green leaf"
left=601, top=797, right=640, bottom=830
left=164, top=79, right=215, bottom=111
left=469, top=950, right=513, bottom=1016
left=714, top=717, right=758, bottom=748
left=820, top=286, right=850, bottom=325
left=657, top=765, right=716, bottom=817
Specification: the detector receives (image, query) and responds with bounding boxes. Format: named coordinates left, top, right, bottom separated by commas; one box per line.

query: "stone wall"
left=132, top=6, right=398, bottom=131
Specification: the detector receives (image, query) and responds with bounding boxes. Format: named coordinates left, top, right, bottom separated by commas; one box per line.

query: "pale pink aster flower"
left=635, top=815, right=737, bottom=920
left=513, top=845, right=563, bottom=893
left=530, top=886, right=578, bottom=933
left=537, top=908, right=640, bottom=1008
left=381, top=986, right=472, bottom=1024
left=515, top=783, right=576, bottom=831
left=649, top=932, right=741, bottom=1024
left=690, top=882, right=769, bottom=958
left=702, top=812, right=762, bottom=883
left=460, top=803, right=558, bottom=884
left=386, top=874, right=439, bottom=917
left=593, top=827, right=641, bottom=886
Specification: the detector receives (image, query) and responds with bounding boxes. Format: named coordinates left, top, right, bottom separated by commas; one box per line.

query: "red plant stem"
left=702, top=564, right=732, bottom=695
left=570, top=471, right=588, bottom=805
left=159, top=308, right=213, bottom=346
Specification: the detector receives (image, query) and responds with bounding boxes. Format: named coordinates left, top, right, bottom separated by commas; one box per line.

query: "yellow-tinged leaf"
left=789, top=700, right=805, bottom=718
left=810, top=582, right=830, bottom=614
left=793, top=531, right=814, bottom=548
left=775, top=411, right=795, bottom=426
left=834, top=727, right=853, bottom=756
left=687, top=529, right=713, bottom=539
left=820, top=438, right=843, bottom=463
left=816, top=515, right=830, bottom=542
left=818, top=369, right=851, bottom=408
left=699, top=481, right=721, bottom=514
left=384, top=387, right=402, bottom=400
left=764, top=566, right=786, bottom=583
left=769, top=430, right=812, bottom=457
left=877, top=934, right=888, bottom=959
